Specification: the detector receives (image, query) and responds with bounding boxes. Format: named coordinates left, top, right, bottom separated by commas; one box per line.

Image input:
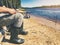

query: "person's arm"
left=0, top=6, right=16, bottom=14
left=0, top=7, right=9, bottom=12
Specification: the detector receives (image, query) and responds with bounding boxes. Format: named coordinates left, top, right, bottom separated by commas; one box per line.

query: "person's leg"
left=12, top=13, right=28, bottom=35
left=8, top=13, right=28, bottom=35
left=18, top=22, right=28, bottom=35
left=9, top=25, right=24, bottom=44
left=0, top=13, right=24, bottom=44
left=6, top=13, right=25, bottom=44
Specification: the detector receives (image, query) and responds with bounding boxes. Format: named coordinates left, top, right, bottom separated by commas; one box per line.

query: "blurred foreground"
left=1, top=16, right=60, bottom=45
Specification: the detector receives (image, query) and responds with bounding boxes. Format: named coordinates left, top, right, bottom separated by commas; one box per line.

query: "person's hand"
left=8, top=9, right=16, bottom=14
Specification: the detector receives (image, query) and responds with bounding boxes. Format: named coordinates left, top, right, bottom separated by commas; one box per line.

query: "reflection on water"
left=26, top=8, right=60, bottom=23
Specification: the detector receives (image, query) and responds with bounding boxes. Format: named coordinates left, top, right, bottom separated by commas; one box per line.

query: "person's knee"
left=14, top=13, right=23, bottom=20
left=13, top=13, right=23, bottom=27
left=19, top=13, right=23, bottom=20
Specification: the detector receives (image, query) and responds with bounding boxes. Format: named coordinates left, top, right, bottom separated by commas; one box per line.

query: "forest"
left=1, top=0, right=21, bottom=9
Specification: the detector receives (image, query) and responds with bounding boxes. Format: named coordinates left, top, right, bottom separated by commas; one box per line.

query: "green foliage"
left=2, top=0, right=21, bottom=9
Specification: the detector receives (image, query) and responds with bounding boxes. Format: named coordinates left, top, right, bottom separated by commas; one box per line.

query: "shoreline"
left=30, top=15, right=60, bottom=30
left=30, top=14, right=60, bottom=24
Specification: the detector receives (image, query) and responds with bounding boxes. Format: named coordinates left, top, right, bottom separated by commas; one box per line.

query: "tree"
left=1, top=0, right=21, bottom=9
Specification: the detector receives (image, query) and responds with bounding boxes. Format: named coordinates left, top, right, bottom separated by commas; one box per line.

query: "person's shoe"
left=10, top=38, right=24, bottom=44
left=19, top=31, right=28, bottom=35
left=9, top=26, right=24, bottom=44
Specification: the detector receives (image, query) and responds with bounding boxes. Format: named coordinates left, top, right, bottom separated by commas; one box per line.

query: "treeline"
left=1, top=0, right=21, bottom=9
left=34, top=5, right=60, bottom=8
left=41, top=5, right=60, bottom=8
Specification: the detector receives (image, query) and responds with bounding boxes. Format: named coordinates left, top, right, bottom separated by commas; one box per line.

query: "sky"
left=21, top=0, right=60, bottom=7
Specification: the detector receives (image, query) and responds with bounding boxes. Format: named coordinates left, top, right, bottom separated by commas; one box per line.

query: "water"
left=26, top=8, right=60, bottom=23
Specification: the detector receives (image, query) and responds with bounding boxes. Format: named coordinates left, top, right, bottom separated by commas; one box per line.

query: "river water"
left=26, top=8, right=60, bottom=23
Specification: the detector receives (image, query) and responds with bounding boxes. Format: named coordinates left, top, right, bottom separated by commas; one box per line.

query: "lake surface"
left=26, top=8, right=60, bottom=23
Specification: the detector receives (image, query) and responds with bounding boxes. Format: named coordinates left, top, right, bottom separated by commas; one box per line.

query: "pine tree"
left=1, top=0, right=21, bottom=9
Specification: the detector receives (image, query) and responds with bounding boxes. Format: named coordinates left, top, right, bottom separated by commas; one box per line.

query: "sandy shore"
left=31, top=15, right=60, bottom=30
left=1, top=16, right=60, bottom=45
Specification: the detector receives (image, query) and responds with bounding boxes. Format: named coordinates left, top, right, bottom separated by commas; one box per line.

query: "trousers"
left=0, top=13, right=23, bottom=28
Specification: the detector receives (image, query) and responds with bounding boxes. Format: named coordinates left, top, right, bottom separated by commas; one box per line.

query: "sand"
left=1, top=16, right=60, bottom=45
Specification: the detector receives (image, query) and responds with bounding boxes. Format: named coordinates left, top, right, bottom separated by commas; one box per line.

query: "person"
left=0, top=0, right=28, bottom=44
